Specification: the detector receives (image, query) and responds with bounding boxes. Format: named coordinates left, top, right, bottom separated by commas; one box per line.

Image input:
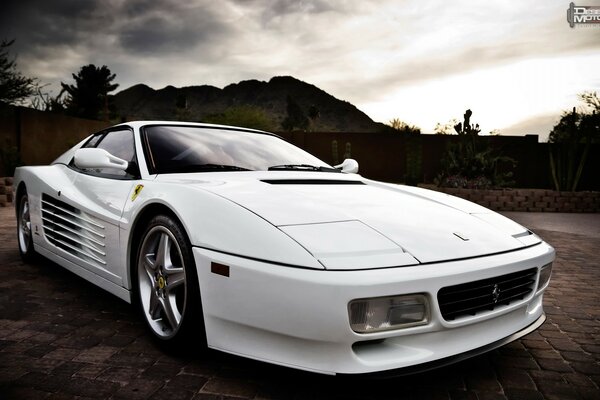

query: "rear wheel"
left=136, top=215, right=205, bottom=345
left=17, top=189, right=36, bottom=262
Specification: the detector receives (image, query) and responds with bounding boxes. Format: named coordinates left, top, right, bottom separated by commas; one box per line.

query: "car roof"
left=114, top=120, right=271, bottom=135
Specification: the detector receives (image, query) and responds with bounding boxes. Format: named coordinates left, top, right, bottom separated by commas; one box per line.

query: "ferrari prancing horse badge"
left=131, top=184, right=144, bottom=201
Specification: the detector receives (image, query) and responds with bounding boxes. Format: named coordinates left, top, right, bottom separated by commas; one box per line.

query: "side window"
left=79, top=129, right=137, bottom=178
left=97, top=130, right=136, bottom=164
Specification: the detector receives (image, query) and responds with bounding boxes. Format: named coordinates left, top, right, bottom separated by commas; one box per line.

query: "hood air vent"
left=261, top=179, right=364, bottom=185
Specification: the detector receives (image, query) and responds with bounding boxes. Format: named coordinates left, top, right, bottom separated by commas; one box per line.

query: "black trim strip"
left=194, top=245, right=323, bottom=270
left=195, top=241, right=543, bottom=272
left=262, top=179, right=364, bottom=185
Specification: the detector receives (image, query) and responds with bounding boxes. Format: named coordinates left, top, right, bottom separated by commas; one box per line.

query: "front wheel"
left=136, top=215, right=205, bottom=345
left=17, top=189, right=36, bottom=262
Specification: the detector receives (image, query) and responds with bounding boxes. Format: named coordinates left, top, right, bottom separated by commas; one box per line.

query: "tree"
left=308, top=105, right=320, bottom=131
left=61, top=64, right=119, bottom=120
left=388, top=118, right=421, bottom=134
left=548, top=92, right=600, bottom=191
left=433, top=118, right=457, bottom=135
left=282, top=95, right=308, bottom=131
left=0, top=39, right=36, bottom=105
left=31, top=85, right=66, bottom=112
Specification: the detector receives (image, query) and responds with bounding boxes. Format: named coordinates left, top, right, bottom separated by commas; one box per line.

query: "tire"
left=135, top=214, right=205, bottom=346
left=17, top=189, right=37, bottom=262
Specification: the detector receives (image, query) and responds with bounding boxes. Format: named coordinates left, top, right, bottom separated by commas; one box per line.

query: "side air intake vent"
left=41, top=194, right=106, bottom=267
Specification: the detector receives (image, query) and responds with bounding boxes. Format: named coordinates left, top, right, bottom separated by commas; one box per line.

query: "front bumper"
left=193, top=241, right=554, bottom=375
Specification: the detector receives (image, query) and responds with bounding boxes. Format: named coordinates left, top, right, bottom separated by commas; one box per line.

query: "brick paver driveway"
left=0, top=206, right=598, bottom=399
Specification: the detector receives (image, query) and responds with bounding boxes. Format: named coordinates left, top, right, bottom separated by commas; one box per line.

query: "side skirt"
left=36, top=246, right=132, bottom=303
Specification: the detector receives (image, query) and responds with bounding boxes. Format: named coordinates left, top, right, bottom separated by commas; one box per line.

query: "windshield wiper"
left=162, top=163, right=252, bottom=173
left=268, top=164, right=340, bottom=173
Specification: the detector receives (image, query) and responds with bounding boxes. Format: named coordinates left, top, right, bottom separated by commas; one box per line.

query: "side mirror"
left=334, top=158, right=359, bottom=174
left=73, top=148, right=128, bottom=171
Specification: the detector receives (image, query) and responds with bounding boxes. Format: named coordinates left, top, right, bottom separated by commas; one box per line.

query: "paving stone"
left=496, top=370, right=536, bottom=390
left=101, top=334, right=136, bottom=347
left=569, top=361, right=600, bottom=375
left=528, top=349, right=562, bottom=360
left=200, top=377, right=258, bottom=398
left=73, top=363, right=108, bottom=379
left=61, top=377, right=120, bottom=398
left=471, top=391, right=507, bottom=400
left=563, top=373, right=597, bottom=388
left=536, top=380, right=581, bottom=400
left=548, top=339, right=583, bottom=352
left=561, top=350, right=595, bottom=363
left=151, top=386, right=196, bottom=400
left=96, top=366, right=141, bottom=385
left=522, top=339, right=552, bottom=350
left=166, top=373, right=209, bottom=392
left=503, top=388, right=544, bottom=400
left=0, top=366, right=27, bottom=384
left=535, top=358, right=574, bottom=373
left=0, top=385, right=53, bottom=399
left=25, top=343, right=57, bottom=358
left=43, top=347, right=82, bottom=361
left=582, top=344, right=600, bottom=354
left=50, top=361, right=85, bottom=378
left=447, top=390, right=478, bottom=400
left=72, top=345, right=119, bottom=364
left=577, top=387, right=600, bottom=400
left=141, top=362, right=182, bottom=381
left=108, top=351, right=156, bottom=369
left=113, top=378, right=164, bottom=399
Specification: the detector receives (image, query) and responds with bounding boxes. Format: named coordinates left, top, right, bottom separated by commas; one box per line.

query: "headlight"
left=537, top=263, right=552, bottom=292
left=348, top=294, right=429, bottom=333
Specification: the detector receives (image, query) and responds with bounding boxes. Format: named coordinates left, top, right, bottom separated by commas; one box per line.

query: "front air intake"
left=437, top=268, right=537, bottom=321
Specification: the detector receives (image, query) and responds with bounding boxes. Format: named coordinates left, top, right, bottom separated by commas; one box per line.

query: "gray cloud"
left=0, top=0, right=598, bottom=135
left=118, top=10, right=234, bottom=55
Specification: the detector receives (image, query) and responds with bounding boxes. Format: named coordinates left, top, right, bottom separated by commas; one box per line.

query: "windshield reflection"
left=144, top=125, right=332, bottom=174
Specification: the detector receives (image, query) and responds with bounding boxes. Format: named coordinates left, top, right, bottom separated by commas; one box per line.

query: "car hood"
left=159, top=173, right=540, bottom=268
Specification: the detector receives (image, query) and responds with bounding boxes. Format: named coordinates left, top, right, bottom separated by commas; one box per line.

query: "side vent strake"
left=41, top=194, right=107, bottom=266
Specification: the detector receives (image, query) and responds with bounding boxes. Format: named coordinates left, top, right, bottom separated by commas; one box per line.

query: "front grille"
left=41, top=194, right=107, bottom=267
left=438, top=268, right=537, bottom=321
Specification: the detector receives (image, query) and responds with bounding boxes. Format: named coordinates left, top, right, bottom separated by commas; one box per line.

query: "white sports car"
left=14, top=121, right=554, bottom=375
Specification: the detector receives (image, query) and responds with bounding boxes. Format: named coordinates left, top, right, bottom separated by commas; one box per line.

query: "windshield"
left=143, top=125, right=333, bottom=174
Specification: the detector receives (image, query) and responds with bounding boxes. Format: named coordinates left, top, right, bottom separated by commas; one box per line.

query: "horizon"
left=2, top=1, right=599, bottom=141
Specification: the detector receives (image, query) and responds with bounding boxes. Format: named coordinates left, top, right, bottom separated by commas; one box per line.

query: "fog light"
left=349, top=294, right=429, bottom=333
left=537, top=263, right=552, bottom=292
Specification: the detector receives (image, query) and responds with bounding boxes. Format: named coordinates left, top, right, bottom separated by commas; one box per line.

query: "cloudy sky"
left=2, top=0, right=599, bottom=140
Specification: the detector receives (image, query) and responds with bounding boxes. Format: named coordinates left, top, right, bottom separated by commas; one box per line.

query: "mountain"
left=113, top=76, right=385, bottom=132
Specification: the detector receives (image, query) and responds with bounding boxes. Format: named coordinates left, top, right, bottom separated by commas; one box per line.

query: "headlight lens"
left=537, top=263, right=553, bottom=292
left=349, top=294, right=429, bottom=333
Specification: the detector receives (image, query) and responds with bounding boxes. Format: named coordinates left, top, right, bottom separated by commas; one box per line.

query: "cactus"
left=405, top=135, right=422, bottom=186
left=344, top=142, right=352, bottom=160
left=331, top=140, right=339, bottom=165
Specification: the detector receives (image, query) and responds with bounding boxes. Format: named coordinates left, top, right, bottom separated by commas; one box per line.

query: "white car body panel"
left=13, top=121, right=555, bottom=375
left=196, top=241, right=553, bottom=374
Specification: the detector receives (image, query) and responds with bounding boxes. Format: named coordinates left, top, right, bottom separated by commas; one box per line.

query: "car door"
left=69, top=128, right=140, bottom=285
